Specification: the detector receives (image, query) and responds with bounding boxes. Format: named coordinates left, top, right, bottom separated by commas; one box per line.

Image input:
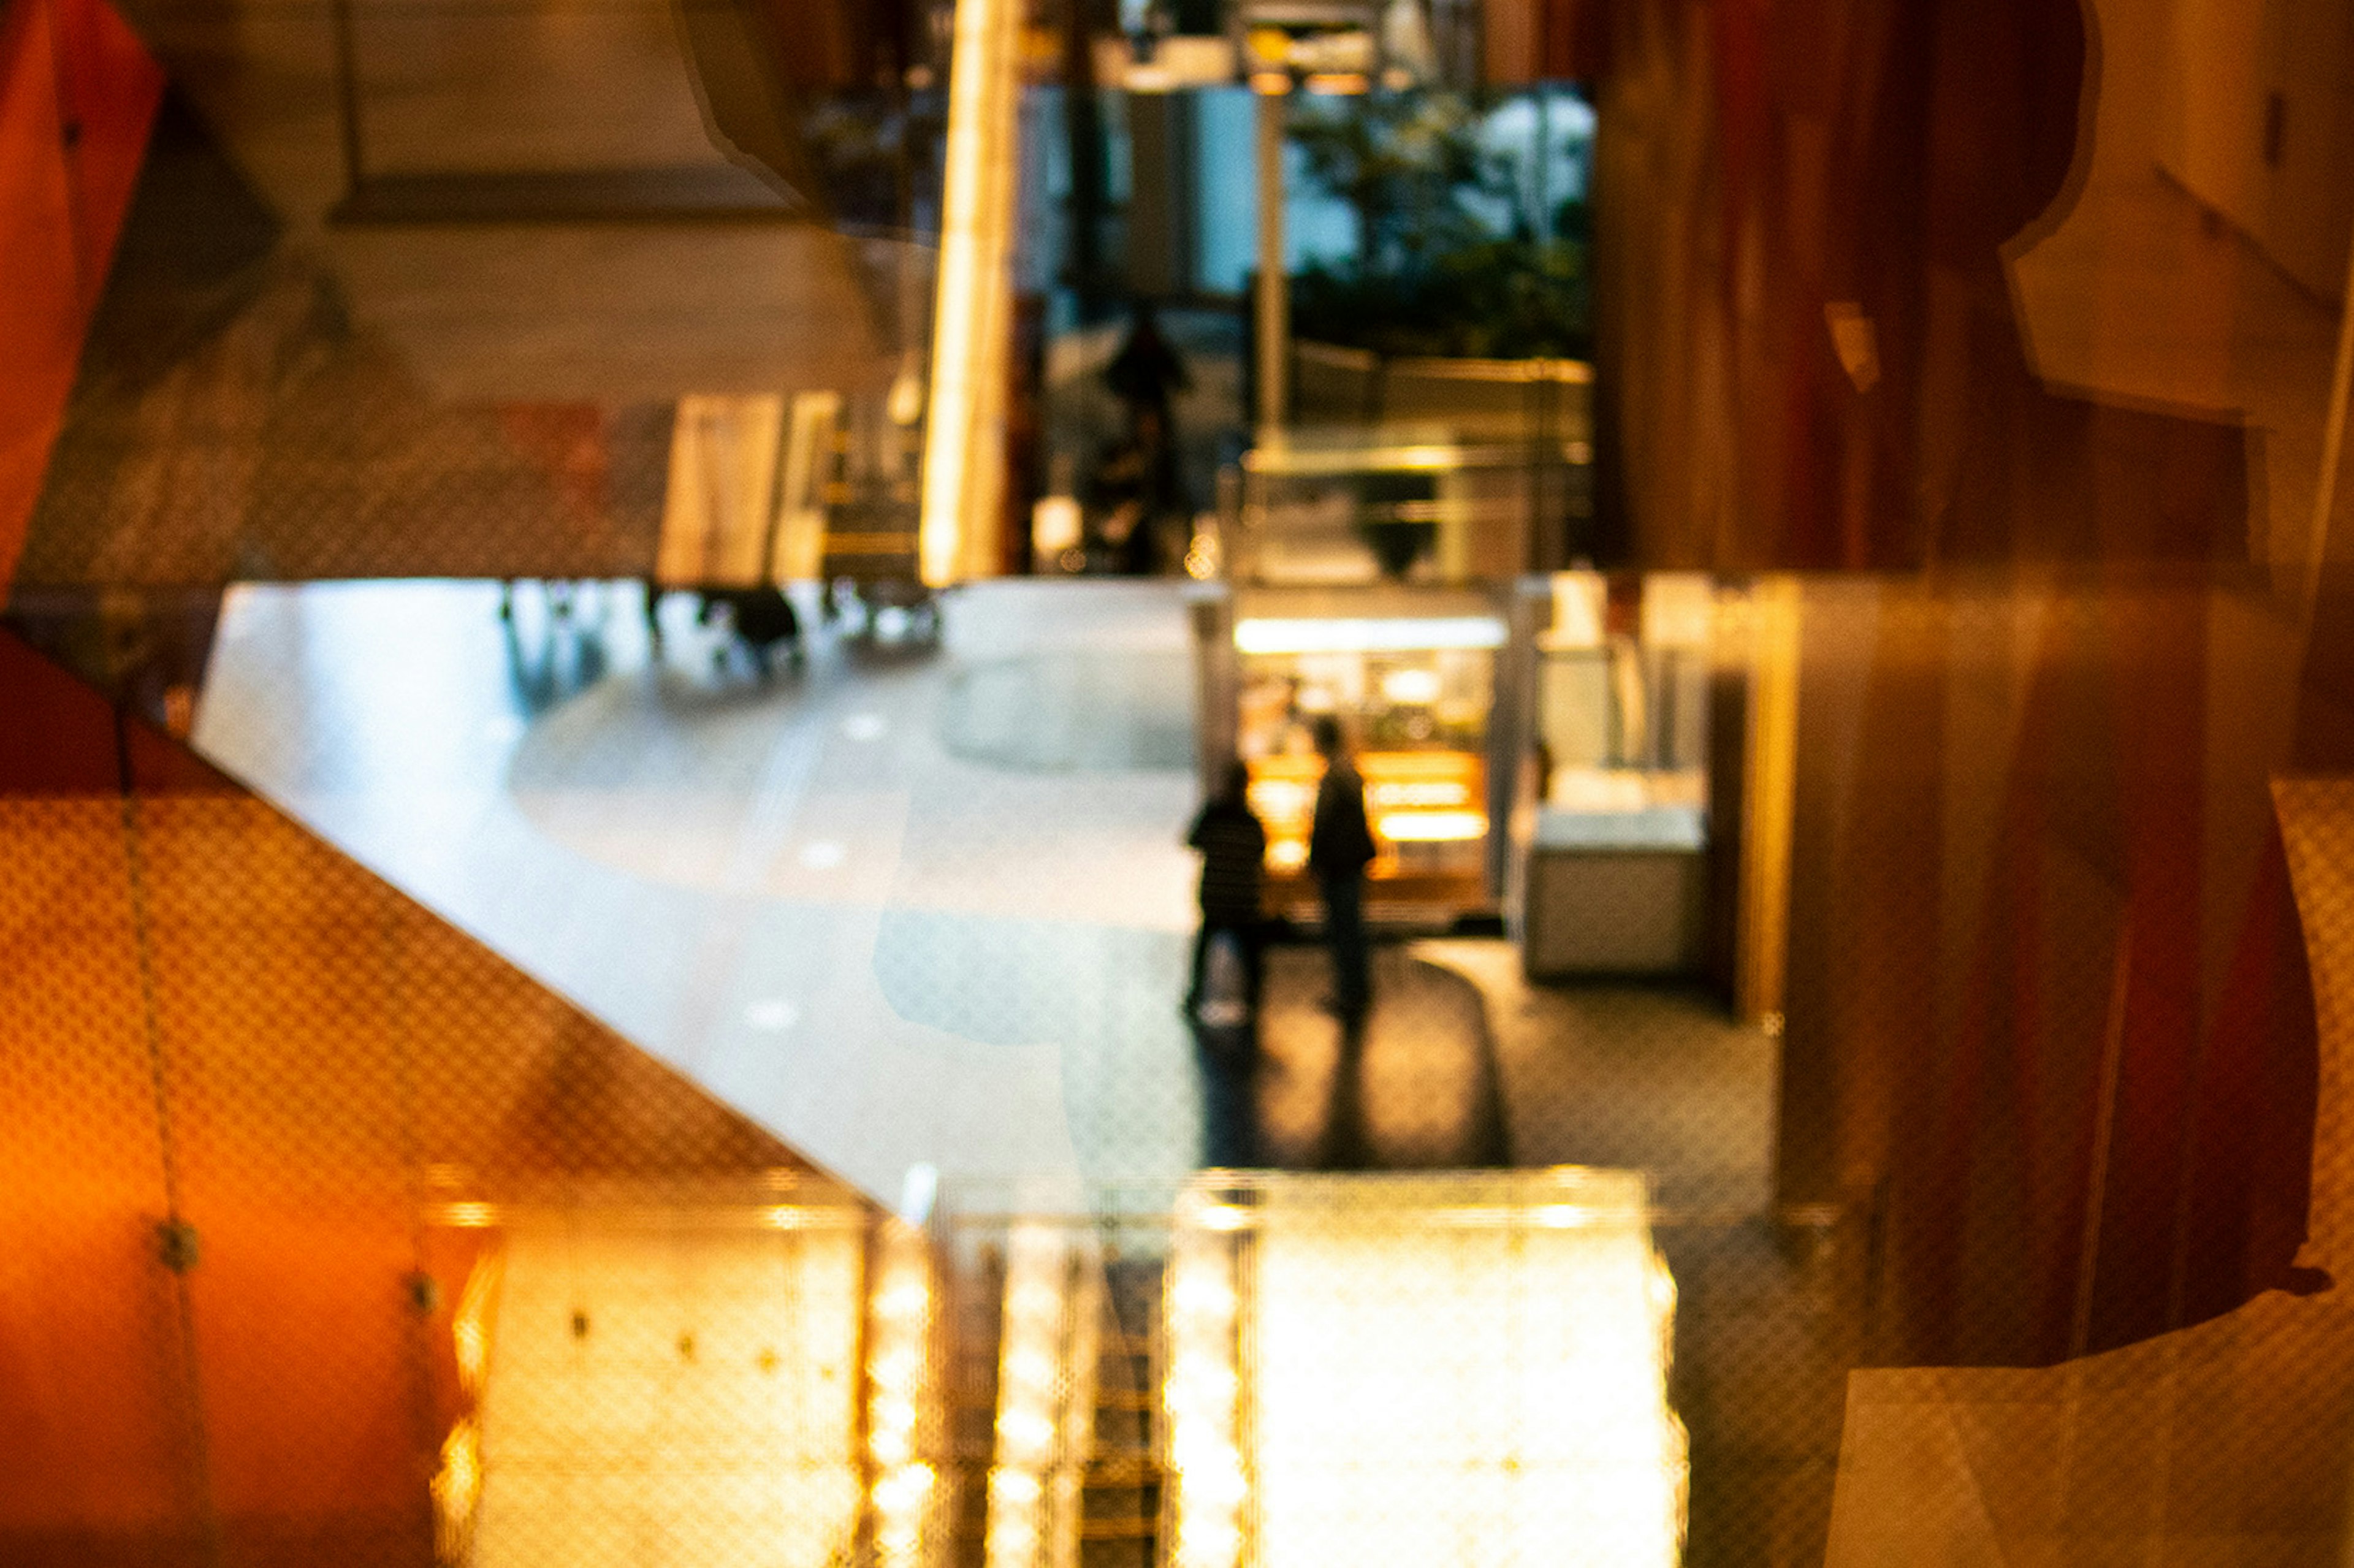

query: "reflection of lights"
left=1304, top=71, right=1368, bottom=93
left=1249, top=779, right=1317, bottom=816
left=1171, top=1273, right=1236, bottom=1319
left=461, top=1211, right=869, bottom=1565
left=452, top=1252, right=501, bottom=1393
left=996, top=1408, right=1056, bottom=1456
left=1195, top=1203, right=1251, bottom=1231
left=1030, top=494, right=1081, bottom=555
left=1235, top=616, right=1507, bottom=654
left=1002, top=1347, right=1056, bottom=1388
left=1267, top=839, right=1309, bottom=870
left=1368, top=779, right=1470, bottom=808
left=440, top=1202, right=497, bottom=1227
left=986, top=1223, right=1091, bottom=1568
left=874, top=1465, right=935, bottom=1510
left=430, top=1418, right=482, bottom=1562
left=1184, top=519, right=1221, bottom=580
left=1165, top=1231, right=1246, bottom=1568
left=1249, top=70, right=1291, bottom=94
left=887, top=354, right=926, bottom=427
left=920, top=0, right=1019, bottom=585
left=433, top=1250, right=503, bottom=1560
left=1379, top=668, right=1442, bottom=705
left=1168, top=1172, right=1687, bottom=1568
left=867, top=1220, right=937, bottom=1567
left=991, top=1469, right=1042, bottom=1504
left=1377, top=810, right=1487, bottom=842
left=745, top=998, right=799, bottom=1032
left=870, top=1421, right=915, bottom=1468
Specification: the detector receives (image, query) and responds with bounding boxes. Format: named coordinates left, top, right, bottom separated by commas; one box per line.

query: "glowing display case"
left=1193, top=585, right=1539, bottom=921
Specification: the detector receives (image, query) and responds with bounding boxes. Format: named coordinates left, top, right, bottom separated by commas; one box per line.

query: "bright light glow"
left=991, top=1469, right=1043, bottom=1504
left=452, top=1252, right=501, bottom=1394
left=870, top=1424, right=915, bottom=1468
left=1165, top=1232, right=1246, bottom=1568
left=1235, top=616, right=1507, bottom=655
left=1377, top=810, right=1488, bottom=842
left=1641, top=573, right=1716, bottom=650
left=1368, top=778, right=1470, bottom=807
left=1379, top=668, right=1443, bottom=704
left=1031, top=493, right=1082, bottom=555
left=462, top=1211, right=867, bottom=1567
left=1168, top=1172, right=1687, bottom=1568
left=986, top=1222, right=1094, bottom=1568
left=744, top=998, right=799, bottom=1032
left=1544, top=571, right=1607, bottom=650
left=440, top=1201, right=497, bottom=1227
left=867, top=1220, right=937, bottom=1564
left=919, top=0, right=1021, bottom=584
left=430, top=1418, right=481, bottom=1562
left=1171, top=1274, right=1236, bottom=1319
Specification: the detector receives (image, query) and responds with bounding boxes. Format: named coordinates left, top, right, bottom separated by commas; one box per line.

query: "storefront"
left=1517, top=573, right=1725, bottom=976
left=1191, top=584, right=1539, bottom=923
left=1193, top=572, right=1751, bottom=978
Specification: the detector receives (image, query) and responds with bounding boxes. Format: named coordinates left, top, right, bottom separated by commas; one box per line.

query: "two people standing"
left=1184, top=718, right=1376, bottom=1032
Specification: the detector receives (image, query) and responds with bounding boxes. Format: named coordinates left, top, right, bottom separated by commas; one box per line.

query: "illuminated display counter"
left=1192, top=574, right=1754, bottom=962
left=1195, top=586, right=1532, bottom=921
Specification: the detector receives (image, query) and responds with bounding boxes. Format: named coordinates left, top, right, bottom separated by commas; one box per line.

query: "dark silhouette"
left=1097, top=302, right=1191, bottom=575
left=1184, top=759, right=1268, bottom=1025
left=1308, top=715, right=1376, bottom=1024
left=697, top=587, right=804, bottom=679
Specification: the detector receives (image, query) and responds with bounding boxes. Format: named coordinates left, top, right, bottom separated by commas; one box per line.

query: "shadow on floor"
left=1194, top=944, right=1510, bottom=1172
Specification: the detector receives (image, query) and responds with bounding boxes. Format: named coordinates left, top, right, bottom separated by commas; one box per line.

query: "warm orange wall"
left=0, top=0, right=162, bottom=591
left=1591, top=0, right=2249, bottom=570
left=0, top=631, right=833, bottom=1563
left=1778, top=572, right=2341, bottom=1367
left=2162, top=0, right=2354, bottom=303
left=1482, top=0, right=1609, bottom=84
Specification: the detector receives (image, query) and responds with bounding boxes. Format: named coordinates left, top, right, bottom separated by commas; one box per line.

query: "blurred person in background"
left=1185, top=759, right=1268, bottom=1029
left=1308, top=715, right=1375, bottom=1024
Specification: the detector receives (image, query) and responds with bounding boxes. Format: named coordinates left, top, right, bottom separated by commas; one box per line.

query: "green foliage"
left=1293, top=236, right=1590, bottom=359
left=1284, top=93, right=1591, bottom=360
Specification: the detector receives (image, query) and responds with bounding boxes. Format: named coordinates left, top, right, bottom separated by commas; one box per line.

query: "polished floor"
left=188, top=576, right=1823, bottom=1563
left=189, top=579, right=1775, bottom=1208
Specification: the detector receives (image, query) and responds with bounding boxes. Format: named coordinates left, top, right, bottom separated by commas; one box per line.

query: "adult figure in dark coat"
left=1308, top=715, right=1375, bottom=1023
left=1185, top=759, right=1268, bottom=1022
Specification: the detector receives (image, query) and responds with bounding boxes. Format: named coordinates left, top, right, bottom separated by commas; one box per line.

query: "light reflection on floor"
left=192, top=577, right=1205, bottom=1203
